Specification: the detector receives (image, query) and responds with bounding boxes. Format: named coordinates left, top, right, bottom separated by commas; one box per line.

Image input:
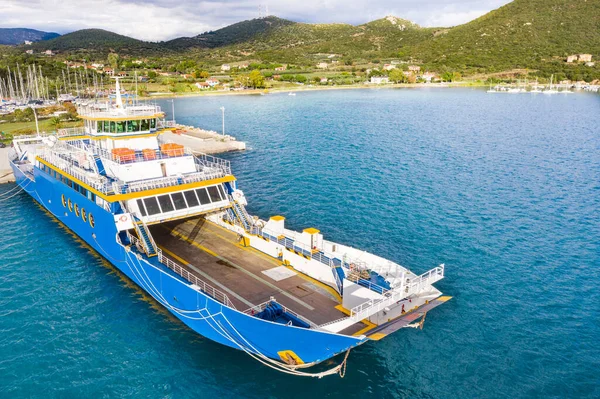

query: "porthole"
left=81, top=208, right=87, bottom=222
left=68, top=198, right=73, bottom=212
left=74, top=203, right=80, bottom=217
left=61, top=194, right=66, bottom=207
left=89, top=213, right=95, bottom=228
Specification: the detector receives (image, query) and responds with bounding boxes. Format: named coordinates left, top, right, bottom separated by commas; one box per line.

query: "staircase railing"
left=231, top=200, right=252, bottom=231
left=157, top=249, right=236, bottom=309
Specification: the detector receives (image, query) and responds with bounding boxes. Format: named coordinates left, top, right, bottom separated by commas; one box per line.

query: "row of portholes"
left=62, top=194, right=95, bottom=228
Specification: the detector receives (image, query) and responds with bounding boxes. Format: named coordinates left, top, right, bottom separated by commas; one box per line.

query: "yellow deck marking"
left=368, top=333, right=387, bottom=341
left=437, top=296, right=453, bottom=302
left=352, top=323, right=378, bottom=337
left=335, top=304, right=351, bottom=315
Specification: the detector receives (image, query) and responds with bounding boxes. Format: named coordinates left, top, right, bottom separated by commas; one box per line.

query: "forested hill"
left=0, top=28, right=60, bottom=45
left=410, top=0, right=600, bottom=71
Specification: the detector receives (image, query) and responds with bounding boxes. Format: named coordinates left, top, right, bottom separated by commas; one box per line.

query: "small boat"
left=288, top=92, right=296, bottom=96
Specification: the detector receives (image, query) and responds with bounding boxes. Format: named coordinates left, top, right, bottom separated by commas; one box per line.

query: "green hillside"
left=412, top=0, right=600, bottom=72
left=30, top=29, right=164, bottom=55
left=166, top=16, right=296, bottom=49
left=198, top=16, right=436, bottom=64
left=0, top=28, right=60, bottom=45
left=3, top=0, right=599, bottom=80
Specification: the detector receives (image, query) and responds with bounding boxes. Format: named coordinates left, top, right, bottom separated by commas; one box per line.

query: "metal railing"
left=156, top=249, right=236, bottom=309
left=77, top=104, right=163, bottom=119
left=318, top=265, right=445, bottom=330
left=243, top=299, right=318, bottom=329
left=80, top=141, right=194, bottom=165
left=349, top=265, right=445, bottom=319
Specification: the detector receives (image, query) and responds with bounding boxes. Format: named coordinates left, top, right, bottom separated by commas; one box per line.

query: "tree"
left=389, top=69, right=407, bottom=83
left=49, top=117, right=62, bottom=129
left=107, top=53, right=119, bottom=69
left=248, top=69, right=265, bottom=89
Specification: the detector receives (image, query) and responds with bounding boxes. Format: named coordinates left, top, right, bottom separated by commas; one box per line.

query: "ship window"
left=81, top=208, right=87, bottom=222
left=68, top=198, right=73, bottom=212
left=129, top=120, right=139, bottom=132
left=74, top=203, right=80, bottom=217
left=150, top=119, right=156, bottom=129
left=143, top=197, right=161, bottom=215
left=97, top=121, right=103, bottom=133
left=136, top=199, right=147, bottom=216
left=171, top=192, right=187, bottom=210
left=207, top=186, right=221, bottom=202
left=109, top=121, right=117, bottom=133
left=157, top=194, right=174, bottom=213
left=217, top=184, right=227, bottom=200
left=196, top=188, right=211, bottom=204
left=141, top=119, right=150, bottom=130
left=184, top=190, right=199, bottom=207
left=116, top=121, right=125, bottom=133
left=61, top=194, right=66, bottom=207
left=89, top=213, right=95, bottom=228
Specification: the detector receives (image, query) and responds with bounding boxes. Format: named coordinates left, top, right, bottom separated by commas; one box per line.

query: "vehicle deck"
left=150, top=217, right=365, bottom=334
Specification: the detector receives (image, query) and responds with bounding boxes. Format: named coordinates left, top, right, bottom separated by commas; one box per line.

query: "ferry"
left=8, top=80, right=449, bottom=378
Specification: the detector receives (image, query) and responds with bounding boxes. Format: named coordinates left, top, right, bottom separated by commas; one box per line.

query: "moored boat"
left=8, top=79, right=449, bottom=377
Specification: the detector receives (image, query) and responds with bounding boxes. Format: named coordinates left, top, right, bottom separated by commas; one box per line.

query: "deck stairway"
left=133, top=217, right=158, bottom=257
left=93, top=155, right=107, bottom=176
left=319, top=265, right=445, bottom=333
left=231, top=200, right=252, bottom=231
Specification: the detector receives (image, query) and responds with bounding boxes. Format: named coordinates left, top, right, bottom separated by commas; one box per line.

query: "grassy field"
left=0, top=119, right=83, bottom=136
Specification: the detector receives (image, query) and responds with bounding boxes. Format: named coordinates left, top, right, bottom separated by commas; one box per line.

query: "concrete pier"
left=163, top=125, right=246, bottom=155
left=0, top=148, right=15, bottom=184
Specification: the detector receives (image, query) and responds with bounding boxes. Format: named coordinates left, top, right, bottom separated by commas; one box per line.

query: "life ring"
left=119, top=214, right=128, bottom=222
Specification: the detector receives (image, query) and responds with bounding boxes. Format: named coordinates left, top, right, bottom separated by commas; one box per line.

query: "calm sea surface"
left=1, top=88, right=599, bottom=398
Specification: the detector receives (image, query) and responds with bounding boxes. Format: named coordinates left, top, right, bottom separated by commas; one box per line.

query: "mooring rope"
left=0, top=179, right=33, bottom=202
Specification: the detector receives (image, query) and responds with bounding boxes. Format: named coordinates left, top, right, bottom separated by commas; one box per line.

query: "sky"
left=1, top=0, right=512, bottom=42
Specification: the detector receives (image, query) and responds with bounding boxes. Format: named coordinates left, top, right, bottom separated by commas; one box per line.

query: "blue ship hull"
left=11, top=161, right=365, bottom=366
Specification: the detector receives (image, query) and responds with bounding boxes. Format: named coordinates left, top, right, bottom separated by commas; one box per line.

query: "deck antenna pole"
left=220, top=106, right=225, bottom=136
left=33, top=108, right=40, bottom=136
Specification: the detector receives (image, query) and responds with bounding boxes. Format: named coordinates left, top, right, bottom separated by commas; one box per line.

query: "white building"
left=221, top=64, right=231, bottom=71
left=370, top=76, right=389, bottom=84
left=316, top=62, right=328, bottom=69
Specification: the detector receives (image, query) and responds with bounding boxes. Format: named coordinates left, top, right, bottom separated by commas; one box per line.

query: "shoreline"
left=143, top=82, right=473, bottom=100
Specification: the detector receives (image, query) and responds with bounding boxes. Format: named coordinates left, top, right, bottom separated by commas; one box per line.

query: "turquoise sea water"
left=1, top=88, right=599, bottom=398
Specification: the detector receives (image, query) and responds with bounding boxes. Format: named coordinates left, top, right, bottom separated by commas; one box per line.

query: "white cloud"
left=0, top=0, right=513, bottom=41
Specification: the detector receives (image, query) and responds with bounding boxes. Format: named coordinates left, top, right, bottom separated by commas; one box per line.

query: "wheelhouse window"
left=157, top=194, right=174, bottom=213
left=196, top=188, right=211, bottom=205
left=207, top=186, right=222, bottom=202
left=143, top=197, right=161, bottom=215
left=141, top=119, right=150, bottom=131
left=171, top=192, right=187, bottom=210
left=184, top=190, right=199, bottom=207
left=136, top=199, right=147, bottom=216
